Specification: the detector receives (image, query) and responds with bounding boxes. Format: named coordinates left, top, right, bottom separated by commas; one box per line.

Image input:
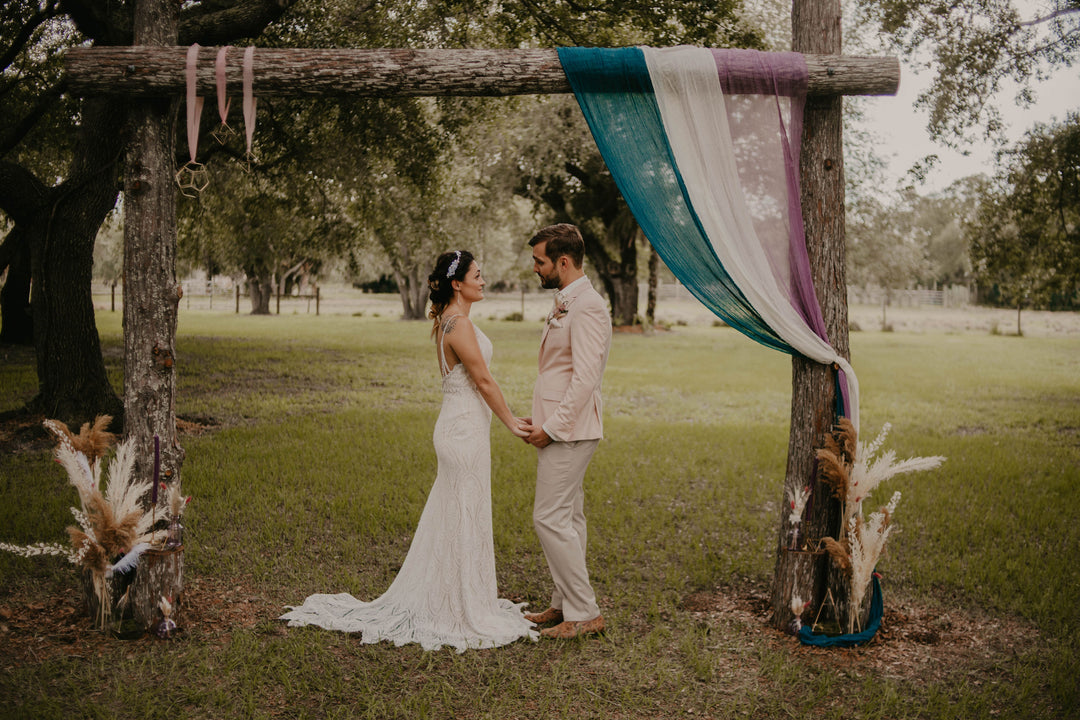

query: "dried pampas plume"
left=824, top=417, right=857, bottom=465
left=71, top=415, right=116, bottom=465
left=811, top=419, right=946, bottom=634
left=815, top=448, right=849, bottom=502
left=821, top=536, right=851, bottom=570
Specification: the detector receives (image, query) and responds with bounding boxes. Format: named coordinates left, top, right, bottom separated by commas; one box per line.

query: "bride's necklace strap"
left=438, top=312, right=464, bottom=376
left=440, top=309, right=467, bottom=330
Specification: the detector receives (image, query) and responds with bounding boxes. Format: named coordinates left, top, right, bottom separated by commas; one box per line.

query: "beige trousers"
left=533, top=439, right=600, bottom=621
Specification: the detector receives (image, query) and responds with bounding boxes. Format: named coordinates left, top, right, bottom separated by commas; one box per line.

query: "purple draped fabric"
left=712, top=49, right=849, bottom=416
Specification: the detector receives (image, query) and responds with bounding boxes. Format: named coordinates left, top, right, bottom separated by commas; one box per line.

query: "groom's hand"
left=526, top=426, right=553, bottom=448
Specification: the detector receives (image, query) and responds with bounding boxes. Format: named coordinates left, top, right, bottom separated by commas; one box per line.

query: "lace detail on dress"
left=280, top=319, right=536, bottom=652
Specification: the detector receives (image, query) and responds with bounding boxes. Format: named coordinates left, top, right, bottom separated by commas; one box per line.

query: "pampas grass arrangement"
left=0, top=416, right=181, bottom=629
left=814, top=419, right=945, bottom=634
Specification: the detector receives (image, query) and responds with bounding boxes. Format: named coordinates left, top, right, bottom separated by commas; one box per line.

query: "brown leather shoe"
left=524, top=607, right=564, bottom=624
left=539, top=615, right=605, bottom=639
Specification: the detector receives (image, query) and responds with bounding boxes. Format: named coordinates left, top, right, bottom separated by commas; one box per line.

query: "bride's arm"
left=445, top=317, right=529, bottom=438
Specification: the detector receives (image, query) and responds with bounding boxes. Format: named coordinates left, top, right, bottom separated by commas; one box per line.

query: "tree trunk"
left=646, top=241, right=659, bottom=326
left=607, top=271, right=639, bottom=327
left=0, top=228, right=34, bottom=345
left=395, top=267, right=426, bottom=320
left=1016, top=302, right=1022, bottom=336
left=25, top=98, right=125, bottom=425
left=582, top=221, right=638, bottom=326
left=770, top=0, right=853, bottom=632
left=122, top=0, right=183, bottom=492
left=247, top=274, right=274, bottom=315
left=129, top=547, right=184, bottom=634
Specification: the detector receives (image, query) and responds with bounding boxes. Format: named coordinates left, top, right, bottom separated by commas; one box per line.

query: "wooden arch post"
left=769, top=0, right=854, bottom=631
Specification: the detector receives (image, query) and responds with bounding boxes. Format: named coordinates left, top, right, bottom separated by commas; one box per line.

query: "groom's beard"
left=538, top=271, right=561, bottom=290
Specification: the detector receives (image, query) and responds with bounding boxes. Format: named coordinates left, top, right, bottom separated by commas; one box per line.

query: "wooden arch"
left=63, top=0, right=896, bottom=632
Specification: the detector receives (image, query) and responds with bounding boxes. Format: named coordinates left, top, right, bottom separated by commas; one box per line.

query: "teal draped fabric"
left=557, top=46, right=789, bottom=353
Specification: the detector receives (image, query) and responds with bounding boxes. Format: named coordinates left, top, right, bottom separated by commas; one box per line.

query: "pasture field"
left=1, top=306, right=1078, bottom=719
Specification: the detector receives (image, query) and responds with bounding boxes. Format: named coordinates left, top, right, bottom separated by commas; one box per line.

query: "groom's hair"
left=529, top=224, right=584, bottom=269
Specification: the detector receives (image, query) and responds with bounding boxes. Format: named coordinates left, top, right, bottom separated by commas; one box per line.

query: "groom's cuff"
left=541, top=423, right=562, bottom=442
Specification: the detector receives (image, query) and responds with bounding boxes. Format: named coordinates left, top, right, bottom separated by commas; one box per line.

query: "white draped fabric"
left=642, top=47, right=859, bottom=433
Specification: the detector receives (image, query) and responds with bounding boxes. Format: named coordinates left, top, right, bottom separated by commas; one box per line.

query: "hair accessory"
left=446, top=251, right=461, bottom=279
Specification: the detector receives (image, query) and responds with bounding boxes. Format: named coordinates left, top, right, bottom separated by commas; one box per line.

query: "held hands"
left=511, top=414, right=548, bottom=446
left=513, top=416, right=552, bottom=448
left=525, top=425, right=553, bottom=449
left=510, top=417, right=533, bottom=440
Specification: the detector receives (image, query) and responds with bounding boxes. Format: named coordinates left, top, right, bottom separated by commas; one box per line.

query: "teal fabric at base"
left=798, top=575, right=883, bottom=647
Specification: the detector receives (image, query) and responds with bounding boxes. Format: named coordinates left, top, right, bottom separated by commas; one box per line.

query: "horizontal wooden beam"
left=65, top=47, right=900, bottom=98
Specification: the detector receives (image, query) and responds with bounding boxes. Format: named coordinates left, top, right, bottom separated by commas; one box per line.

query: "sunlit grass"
left=1, top=310, right=1078, bottom=718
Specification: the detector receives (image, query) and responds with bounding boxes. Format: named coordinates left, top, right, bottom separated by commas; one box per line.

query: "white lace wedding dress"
left=280, top=318, right=537, bottom=652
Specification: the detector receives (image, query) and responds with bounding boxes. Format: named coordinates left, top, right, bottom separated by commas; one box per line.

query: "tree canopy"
left=854, top=0, right=1079, bottom=146
left=968, top=114, right=1080, bottom=325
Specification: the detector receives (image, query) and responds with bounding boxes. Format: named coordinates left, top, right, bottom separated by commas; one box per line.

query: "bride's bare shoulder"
left=442, top=314, right=474, bottom=336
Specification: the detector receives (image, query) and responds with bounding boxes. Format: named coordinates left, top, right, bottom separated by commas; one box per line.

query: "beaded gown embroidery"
left=280, top=318, right=537, bottom=651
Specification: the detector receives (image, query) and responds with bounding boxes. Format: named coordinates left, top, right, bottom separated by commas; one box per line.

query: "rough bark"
left=122, top=0, right=183, bottom=489
left=769, top=0, right=854, bottom=632
left=129, top=547, right=184, bottom=633
left=66, top=47, right=900, bottom=98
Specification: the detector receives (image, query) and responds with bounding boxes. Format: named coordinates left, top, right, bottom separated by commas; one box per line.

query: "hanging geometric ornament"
left=210, top=45, right=236, bottom=145
left=176, top=43, right=209, bottom=197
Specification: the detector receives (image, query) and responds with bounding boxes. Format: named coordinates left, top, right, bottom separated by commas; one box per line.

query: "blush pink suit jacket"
left=531, top=278, right=612, bottom=441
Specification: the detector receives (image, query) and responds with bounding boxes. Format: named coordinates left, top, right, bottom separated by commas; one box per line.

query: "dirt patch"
left=679, top=585, right=1040, bottom=687
left=0, top=574, right=285, bottom=669
left=0, top=411, right=51, bottom=454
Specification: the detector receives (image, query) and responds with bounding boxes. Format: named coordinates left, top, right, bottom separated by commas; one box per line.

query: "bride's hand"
left=511, top=417, right=533, bottom=439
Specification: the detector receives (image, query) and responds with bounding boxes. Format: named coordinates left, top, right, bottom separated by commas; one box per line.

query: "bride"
left=280, top=250, right=538, bottom=651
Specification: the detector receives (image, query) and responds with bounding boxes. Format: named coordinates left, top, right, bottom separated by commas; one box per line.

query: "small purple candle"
left=152, top=435, right=160, bottom=503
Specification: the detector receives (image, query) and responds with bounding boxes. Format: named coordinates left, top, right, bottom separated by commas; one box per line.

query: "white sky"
left=858, top=2, right=1080, bottom=194
left=861, top=60, right=1080, bottom=193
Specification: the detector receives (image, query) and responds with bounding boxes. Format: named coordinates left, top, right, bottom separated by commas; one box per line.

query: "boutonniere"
left=547, top=299, right=569, bottom=328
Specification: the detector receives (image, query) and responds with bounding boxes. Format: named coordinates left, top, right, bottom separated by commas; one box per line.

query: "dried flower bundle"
left=813, top=420, right=946, bottom=635
left=845, top=492, right=900, bottom=633
left=788, top=485, right=811, bottom=526
left=1, top=417, right=188, bottom=629
left=165, top=481, right=191, bottom=519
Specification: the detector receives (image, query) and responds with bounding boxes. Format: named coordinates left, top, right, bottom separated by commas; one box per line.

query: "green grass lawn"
left=1, top=311, right=1078, bottom=719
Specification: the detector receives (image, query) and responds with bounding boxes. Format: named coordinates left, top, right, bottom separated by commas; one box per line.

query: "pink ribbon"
left=243, top=46, right=257, bottom=156
left=185, top=44, right=205, bottom=164
left=215, top=46, right=232, bottom=124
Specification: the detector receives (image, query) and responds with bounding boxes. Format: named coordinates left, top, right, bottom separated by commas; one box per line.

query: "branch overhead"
left=65, top=47, right=901, bottom=98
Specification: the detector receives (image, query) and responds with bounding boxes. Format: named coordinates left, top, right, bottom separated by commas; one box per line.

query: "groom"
left=523, top=223, right=612, bottom=639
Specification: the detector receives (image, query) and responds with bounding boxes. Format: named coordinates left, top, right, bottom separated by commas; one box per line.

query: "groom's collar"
left=555, top=275, right=589, bottom=304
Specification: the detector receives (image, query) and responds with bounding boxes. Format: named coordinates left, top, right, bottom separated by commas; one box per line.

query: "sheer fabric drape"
left=558, top=46, right=858, bottom=432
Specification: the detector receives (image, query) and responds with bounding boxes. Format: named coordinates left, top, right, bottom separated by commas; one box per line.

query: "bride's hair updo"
left=428, top=250, right=475, bottom=333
